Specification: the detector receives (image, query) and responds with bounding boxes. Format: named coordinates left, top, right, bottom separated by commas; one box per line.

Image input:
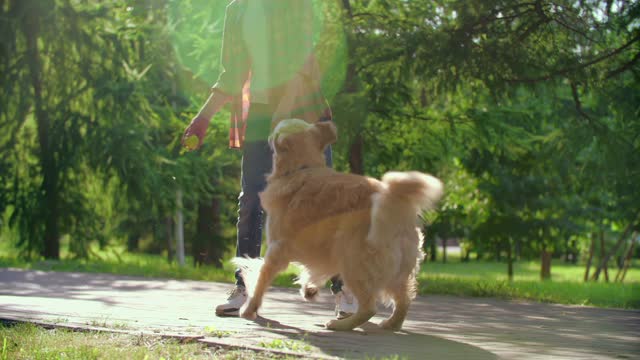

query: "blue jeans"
left=235, top=104, right=336, bottom=288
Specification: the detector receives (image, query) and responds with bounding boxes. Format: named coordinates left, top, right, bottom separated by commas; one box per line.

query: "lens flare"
left=167, top=0, right=347, bottom=100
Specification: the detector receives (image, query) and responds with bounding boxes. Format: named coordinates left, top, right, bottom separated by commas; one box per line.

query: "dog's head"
left=269, top=119, right=337, bottom=178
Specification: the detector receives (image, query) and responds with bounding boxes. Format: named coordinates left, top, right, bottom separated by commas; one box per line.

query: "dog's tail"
left=230, top=257, right=264, bottom=297
left=381, top=171, right=443, bottom=211
left=367, top=171, right=443, bottom=247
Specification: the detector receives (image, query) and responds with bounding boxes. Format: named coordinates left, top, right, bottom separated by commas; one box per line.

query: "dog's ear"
left=312, top=121, right=337, bottom=149
left=273, top=135, right=293, bottom=153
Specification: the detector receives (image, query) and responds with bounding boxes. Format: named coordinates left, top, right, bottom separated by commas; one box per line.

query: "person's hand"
left=182, top=115, right=210, bottom=151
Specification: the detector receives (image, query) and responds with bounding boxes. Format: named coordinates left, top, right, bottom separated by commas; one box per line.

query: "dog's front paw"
left=325, top=319, right=340, bottom=330
left=379, top=319, right=402, bottom=331
left=239, top=303, right=258, bottom=320
left=325, top=319, right=354, bottom=331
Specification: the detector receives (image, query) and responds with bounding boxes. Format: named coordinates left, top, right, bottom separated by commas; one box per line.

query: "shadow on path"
left=244, top=315, right=499, bottom=359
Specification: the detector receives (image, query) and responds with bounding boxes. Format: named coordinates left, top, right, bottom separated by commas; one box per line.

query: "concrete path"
left=0, top=268, right=638, bottom=359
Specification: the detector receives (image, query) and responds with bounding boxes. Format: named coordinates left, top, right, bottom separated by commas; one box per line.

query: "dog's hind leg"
left=379, top=277, right=413, bottom=331
left=325, top=283, right=376, bottom=331
left=240, top=246, right=289, bottom=320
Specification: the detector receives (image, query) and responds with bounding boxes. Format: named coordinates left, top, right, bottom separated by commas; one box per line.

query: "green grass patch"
left=1, top=244, right=638, bottom=309
left=0, top=243, right=302, bottom=285
left=259, top=338, right=312, bottom=353
left=204, top=326, right=234, bottom=338
left=419, top=275, right=639, bottom=308
left=418, top=257, right=639, bottom=308
left=0, top=322, right=291, bottom=359
left=0, top=247, right=232, bottom=283
left=422, top=256, right=640, bottom=283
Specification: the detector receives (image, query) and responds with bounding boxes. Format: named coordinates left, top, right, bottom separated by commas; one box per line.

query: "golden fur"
left=234, top=120, right=443, bottom=331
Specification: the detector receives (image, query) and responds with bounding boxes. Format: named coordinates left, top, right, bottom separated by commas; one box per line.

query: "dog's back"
left=260, top=168, right=382, bottom=236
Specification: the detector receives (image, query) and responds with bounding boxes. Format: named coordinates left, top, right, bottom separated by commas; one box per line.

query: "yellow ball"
left=184, top=135, right=199, bottom=150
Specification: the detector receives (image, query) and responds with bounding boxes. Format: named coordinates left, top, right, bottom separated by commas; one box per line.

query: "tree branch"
left=605, top=50, right=640, bottom=79
left=552, top=13, right=600, bottom=43
left=506, top=33, right=640, bottom=83
left=570, top=81, right=593, bottom=122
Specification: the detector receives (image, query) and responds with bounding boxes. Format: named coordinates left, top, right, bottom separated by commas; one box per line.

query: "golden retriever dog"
left=233, top=119, right=443, bottom=331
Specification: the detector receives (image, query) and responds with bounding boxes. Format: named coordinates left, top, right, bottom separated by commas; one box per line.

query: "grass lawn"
left=1, top=244, right=638, bottom=309
left=0, top=322, right=291, bottom=360
left=420, top=257, right=639, bottom=308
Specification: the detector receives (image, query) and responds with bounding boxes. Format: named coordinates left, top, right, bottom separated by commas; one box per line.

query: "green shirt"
left=212, top=0, right=314, bottom=103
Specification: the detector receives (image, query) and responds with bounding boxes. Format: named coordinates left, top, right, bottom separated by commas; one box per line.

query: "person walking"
left=182, top=0, right=356, bottom=318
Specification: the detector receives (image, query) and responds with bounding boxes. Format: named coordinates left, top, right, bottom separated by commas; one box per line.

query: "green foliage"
left=0, top=0, right=638, bottom=281
left=166, top=0, right=227, bottom=85
left=0, top=0, right=241, bottom=262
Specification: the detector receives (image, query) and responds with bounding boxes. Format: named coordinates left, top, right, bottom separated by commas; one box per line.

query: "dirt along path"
left=0, top=268, right=638, bottom=359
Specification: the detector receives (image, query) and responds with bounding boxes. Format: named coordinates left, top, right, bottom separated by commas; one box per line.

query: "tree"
left=2, top=0, right=637, bottom=272
left=1, top=0, right=221, bottom=259
left=334, top=0, right=639, bottom=277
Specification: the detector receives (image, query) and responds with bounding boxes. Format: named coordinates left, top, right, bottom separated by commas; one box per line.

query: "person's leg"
left=324, top=125, right=343, bottom=294
left=234, top=104, right=274, bottom=285
left=320, top=116, right=334, bottom=168
left=216, top=105, right=273, bottom=317
left=323, top=141, right=333, bottom=168
left=234, top=139, right=273, bottom=286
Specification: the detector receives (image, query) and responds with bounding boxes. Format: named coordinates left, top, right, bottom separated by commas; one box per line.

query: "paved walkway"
left=0, top=268, right=638, bottom=359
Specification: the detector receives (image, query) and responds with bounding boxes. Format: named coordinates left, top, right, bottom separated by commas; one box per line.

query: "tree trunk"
left=615, top=232, right=637, bottom=283
left=341, top=1, right=357, bottom=95
left=348, top=134, right=364, bottom=175
left=127, top=232, right=139, bottom=252
left=165, top=216, right=173, bottom=263
left=540, top=247, right=552, bottom=280
left=341, top=0, right=353, bottom=19
left=429, top=237, right=437, bottom=262
left=442, top=237, right=448, bottom=264
left=569, top=238, right=578, bottom=264
left=599, top=231, right=609, bottom=282
left=175, top=190, right=185, bottom=266
left=420, top=87, right=428, bottom=108
left=340, top=0, right=365, bottom=176
left=22, top=0, right=60, bottom=259
left=584, top=233, right=596, bottom=281
left=192, top=196, right=224, bottom=268
left=507, top=240, right=514, bottom=281
left=462, top=248, right=470, bottom=262
left=591, top=215, right=638, bottom=281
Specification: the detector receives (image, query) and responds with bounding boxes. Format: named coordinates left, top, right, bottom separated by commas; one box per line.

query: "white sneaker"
left=334, top=287, right=358, bottom=319
left=215, top=286, right=247, bottom=317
